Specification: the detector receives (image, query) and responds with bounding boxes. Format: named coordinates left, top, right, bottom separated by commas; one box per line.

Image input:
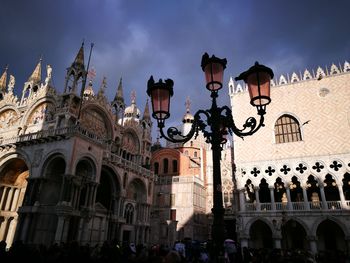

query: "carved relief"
left=122, top=132, right=139, bottom=154
left=0, top=109, right=18, bottom=129
left=28, top=102, right=55, bottom=125
left=81, top=109, right=108, bottom=138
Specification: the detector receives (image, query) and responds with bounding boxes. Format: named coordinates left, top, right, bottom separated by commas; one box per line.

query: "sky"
left=0, top=0, right=349, bottom=140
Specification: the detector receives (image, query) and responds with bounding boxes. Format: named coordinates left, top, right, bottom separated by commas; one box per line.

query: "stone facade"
left=228, top=61, right=350, bottom=253
left=0, top=44, right=154, bottom=248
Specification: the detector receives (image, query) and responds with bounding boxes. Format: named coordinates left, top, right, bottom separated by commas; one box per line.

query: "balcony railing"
left=244, top=200, right=350, bottom=212
left=0, top=125, right=106, bottom=146
left=104, top=152, right=154, bottom=178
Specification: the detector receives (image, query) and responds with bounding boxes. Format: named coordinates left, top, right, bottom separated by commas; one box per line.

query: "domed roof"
left=124, top=91, right=141, bottom=119
left=124, top=102, right=141, bottom=118
left=84, top=80, right=94, bottom=94
left=182, top=112, right=194, bottom=123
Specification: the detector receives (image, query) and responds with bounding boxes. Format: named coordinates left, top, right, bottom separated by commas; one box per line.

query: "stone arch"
left=282, top=218, right=308, bottom=250
left=126, top=178, right=147, bottom=202
left=247, top=218, right=273, bottom=249
left=342, top=172, right=350, bottom=200
left=288, top=175, right=303, bottom=202
left=258, top=178, right=271, bottom=203
left=121, top=128, right=141, bottom=156
left=74, top=157, right=97, bottom=210
left=80, top=104, right=114, bottom=140
left=74, top=157, right=96, bottom=180
left=0, top=155, right=29, bottom=248
left=96, top=165, right=122, bottom=211
left=311, top=216, right=349, bottom=237
left=39, top=154, right=66, bottom=205
left=22, top=98, right=56, bottom=129
left=314, top=218, right=347, bottom=252
left=0, top=107, right=20, bottom=130
left=305, top=174, right=321, bottom=202
left=323, top=173, right=340, bottom=201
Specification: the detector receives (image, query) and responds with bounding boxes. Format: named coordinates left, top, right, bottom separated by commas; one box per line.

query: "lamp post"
left=147, top=53, right=273, bottom=262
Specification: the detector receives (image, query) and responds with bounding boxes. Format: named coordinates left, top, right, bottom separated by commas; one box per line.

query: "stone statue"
left=8, top=75, right=15, bottom=93
left=45, top=64, right=52, bottom=86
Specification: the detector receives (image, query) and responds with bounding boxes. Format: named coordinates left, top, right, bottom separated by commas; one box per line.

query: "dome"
left=182, top=112, right=194, bottom=123
left=124, top=102, right=141, bottom=118
left=83, top=81, right=95, bottom=98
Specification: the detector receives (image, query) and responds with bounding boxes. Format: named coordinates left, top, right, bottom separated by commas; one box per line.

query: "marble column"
left=274, top=237, right=282, bottom=249
left=0, top=217, right=9, bottom=240
left=0, top=186, right=7, bottom=209
left=269, top=187, right=275, bottom=211
left=337, top=185, right=347, bottom=209
left=307, top=235, right=318, bottom=255
left=302, top=186, right=310, bottom=211
left=319, top=184, right=328, bottom=209
left=10, top=188, right=20, bottom=211
left=4, top=187, right=14, bottom=211
left=255, top=187, right=260, bottom=211
left=285, top=188, right=293, bottom=210
left=239, top=189, right=246, bottom=212
left=6, top=217, right=17, bottom=248
left=54, top=216, right=66, bottom=243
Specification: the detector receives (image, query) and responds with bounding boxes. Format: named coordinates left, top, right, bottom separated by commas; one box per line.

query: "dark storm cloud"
left=0, top=0, right=349, bottom=137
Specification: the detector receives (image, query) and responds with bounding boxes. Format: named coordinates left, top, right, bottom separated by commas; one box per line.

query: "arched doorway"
left=317, top=219, right=346, bottom=252
left=122, top=179, right=147, bottom=244
left=67, top=158, right=95, bottom=243
left=249, top=220, right=273, bottom=249
left=0, top=158, right=29, bottom=248
left=282, top=219, right=307, bottom=250
left=30, top=156, right=65, bottom=245
left=95, top=166, right=121, bottom=242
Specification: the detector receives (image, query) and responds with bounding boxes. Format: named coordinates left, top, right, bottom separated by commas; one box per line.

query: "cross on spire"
left=185, top=96, right=191, bottom=113
left=131, top=90, right=136, bottom=103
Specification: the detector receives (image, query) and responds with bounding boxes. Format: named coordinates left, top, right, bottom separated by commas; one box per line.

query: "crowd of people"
left=0, top=238, right=348, bottom=262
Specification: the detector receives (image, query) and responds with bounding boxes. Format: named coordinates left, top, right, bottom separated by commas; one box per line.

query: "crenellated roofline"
left=229, top=61, right=350, bottom=95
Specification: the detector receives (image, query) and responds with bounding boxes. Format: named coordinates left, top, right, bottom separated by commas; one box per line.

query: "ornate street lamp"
left=147, top=52, right=273, bottom=261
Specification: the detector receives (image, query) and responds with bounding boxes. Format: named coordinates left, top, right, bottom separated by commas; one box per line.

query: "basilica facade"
left=229, top=61, right=350, bottom=254
left=0, top=44, right=154, bottom=248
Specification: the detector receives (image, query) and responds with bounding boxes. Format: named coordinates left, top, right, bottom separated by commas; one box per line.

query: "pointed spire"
left=114, top=77, right=124, bottom=102
left=143, top=98, right=151, bottom=121
left=0, top=65, right=8, bottom=91
left=98, top=76, right=107, bottom=96
left=28, top=58, right=42, bottom=83
left=73, top=42, right=85, bottom=68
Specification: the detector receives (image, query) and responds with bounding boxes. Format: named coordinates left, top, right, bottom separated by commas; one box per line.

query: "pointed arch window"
left=274, top=114, right=302, bottom=143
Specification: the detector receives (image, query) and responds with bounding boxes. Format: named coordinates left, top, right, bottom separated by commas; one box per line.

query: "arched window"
left=194, top=151, right=197, bottom=158
left=163, top=158, right=169, bottom=174
left=154, top=162, right=159, bottom=175
left=172, top=160, right=178, bottom=173
left=274, top=114, right=302, bottom=143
